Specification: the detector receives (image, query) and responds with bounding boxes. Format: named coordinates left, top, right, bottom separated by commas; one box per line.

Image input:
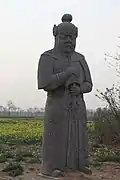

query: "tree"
left=104, top=37, right=120, bottom=76
left=96, top=38, right=120, bottom=114
left=0, top=106, right=4, bottom=116
left=7, top=100, right=15, bottom=116
left=95, top=38, right=120, bottom=144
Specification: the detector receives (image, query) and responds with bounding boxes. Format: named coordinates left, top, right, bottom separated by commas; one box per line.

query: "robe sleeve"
left=37, top=54, right=69, bottom=91
left=80, top=55, right=93, bottom=94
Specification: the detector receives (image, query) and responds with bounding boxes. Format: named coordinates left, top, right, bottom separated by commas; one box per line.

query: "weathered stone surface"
left=37, top=14, right=93, bottom=177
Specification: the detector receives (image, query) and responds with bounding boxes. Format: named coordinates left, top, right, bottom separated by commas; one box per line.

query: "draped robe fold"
left=37, top=49, right=93, bottom=175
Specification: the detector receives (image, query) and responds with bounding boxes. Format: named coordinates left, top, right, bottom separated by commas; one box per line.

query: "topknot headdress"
left=53, top=14, right=78, bottom=38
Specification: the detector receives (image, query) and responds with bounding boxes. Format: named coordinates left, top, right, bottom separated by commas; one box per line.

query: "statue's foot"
left=78, top=166, right=92, bottom=175
left=52, top=169, right=64, bottom=178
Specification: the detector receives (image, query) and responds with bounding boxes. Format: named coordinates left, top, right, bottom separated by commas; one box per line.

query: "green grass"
left=0, top=119, right=43, bottom=177
left=0, top=118, right=119, bottom=177
left=3, top=162, right=24, bottom=177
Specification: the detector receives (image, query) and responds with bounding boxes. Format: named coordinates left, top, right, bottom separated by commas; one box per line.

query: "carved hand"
left=69, top=83, right=81, bottom=96
left=66, top=66, right=79, bottom=77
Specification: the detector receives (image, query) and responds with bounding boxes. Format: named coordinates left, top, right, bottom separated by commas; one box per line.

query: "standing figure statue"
left=37, top=14, right=93, bottom=178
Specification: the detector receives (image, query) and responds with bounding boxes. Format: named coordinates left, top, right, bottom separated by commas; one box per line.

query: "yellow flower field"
left=0, top=119, right=44, bottom=143
left=0, top=118, right=94, bottom=143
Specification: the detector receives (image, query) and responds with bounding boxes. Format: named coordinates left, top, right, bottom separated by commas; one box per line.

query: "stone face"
left=37, top=14, right=93, bottom=177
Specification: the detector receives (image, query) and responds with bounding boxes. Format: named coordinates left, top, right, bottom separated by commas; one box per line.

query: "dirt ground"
left=0, top=143, right=120, bottom=180
left=0, top=162, right=120, bottom=180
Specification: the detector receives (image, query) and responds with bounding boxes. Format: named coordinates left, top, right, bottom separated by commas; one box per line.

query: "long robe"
left=37, top=49, right=93, bottom=175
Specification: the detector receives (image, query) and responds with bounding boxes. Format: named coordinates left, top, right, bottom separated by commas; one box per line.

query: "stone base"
left=78, top=167, right=92, bottom=175
left=38, top=173, right=62, bottom=179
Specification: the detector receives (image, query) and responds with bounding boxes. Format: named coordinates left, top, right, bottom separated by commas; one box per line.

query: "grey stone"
left=51, top=169, right=64, bottom=178
left=37, top=14, right=93, bottom=177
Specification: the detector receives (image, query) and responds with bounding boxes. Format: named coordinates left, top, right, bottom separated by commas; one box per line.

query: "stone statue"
left=37, top=14, right=93, bottom=178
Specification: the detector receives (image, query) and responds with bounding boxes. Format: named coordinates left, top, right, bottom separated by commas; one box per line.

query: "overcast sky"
left=0, top=0, right=120, bottom=109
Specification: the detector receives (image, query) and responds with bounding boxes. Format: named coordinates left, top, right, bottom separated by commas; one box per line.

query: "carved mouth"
left=65, top=43, right=72, bottom=46
left=64, top=44, right=72, bottom=48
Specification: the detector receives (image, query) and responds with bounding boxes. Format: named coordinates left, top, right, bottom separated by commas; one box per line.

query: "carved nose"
left=72, top=83, right=76, bottom=87
left=67, top=36, right=72, bottom=41
left=65, top=39, right=72, bottom=44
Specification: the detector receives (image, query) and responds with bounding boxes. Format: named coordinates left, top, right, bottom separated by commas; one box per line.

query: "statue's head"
left=53, top=14, right=78, bottom=53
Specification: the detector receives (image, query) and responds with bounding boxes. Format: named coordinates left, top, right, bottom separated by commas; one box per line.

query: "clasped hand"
left=66, top=66, right=80, bottom=95
left=69, top=83, right=80, bottom=96
left=66, top=66, right=79, bottom=77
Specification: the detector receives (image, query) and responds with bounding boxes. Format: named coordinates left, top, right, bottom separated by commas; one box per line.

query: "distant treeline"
left=0, top=110, right=94, bottom=121
left=0, top=110, right=44, bottom=117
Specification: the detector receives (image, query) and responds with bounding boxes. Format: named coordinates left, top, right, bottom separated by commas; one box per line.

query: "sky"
left=0, top=0, right=120, bottom=110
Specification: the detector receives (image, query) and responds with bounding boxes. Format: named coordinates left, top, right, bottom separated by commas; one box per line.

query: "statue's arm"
left=37, top=54, right=69, bottom=91
left=81, top=82, right=93, bottom=93
left=80, top=56, right=93, bottom=94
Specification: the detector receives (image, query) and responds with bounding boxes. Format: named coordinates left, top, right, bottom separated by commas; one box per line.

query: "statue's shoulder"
left=74, top=51, right=85, bottom=60
left=41, top=49, right=54, bottom=57
left=39, top=49, right=55, bottom=67
left=41, top=49, right=59, bottom=61
left=74, top=52, right=89, bottom=68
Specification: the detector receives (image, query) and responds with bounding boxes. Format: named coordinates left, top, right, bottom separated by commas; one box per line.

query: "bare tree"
left=7, top=100, right=15, bottom=116
left=95, top=38, right=120, bottom=144
left=104, top=37, right=120, bottom=76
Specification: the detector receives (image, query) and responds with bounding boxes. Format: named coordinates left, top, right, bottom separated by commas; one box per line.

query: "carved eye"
left=59, top=34, right=67, bottom=40
left=71, top=35, right=76, bottom=40
left=59, top=34, right=76, bottom=40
